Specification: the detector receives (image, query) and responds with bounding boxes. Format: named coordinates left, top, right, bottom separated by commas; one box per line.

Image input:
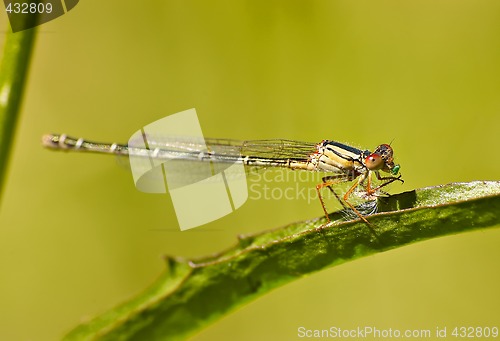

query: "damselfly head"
left=365, top=144, right=400, bottom=174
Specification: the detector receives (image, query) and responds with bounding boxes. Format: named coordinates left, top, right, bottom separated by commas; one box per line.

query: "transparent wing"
left=126, top=136, right=318, bottom=190
left=131, top=136, right=318, bottom=164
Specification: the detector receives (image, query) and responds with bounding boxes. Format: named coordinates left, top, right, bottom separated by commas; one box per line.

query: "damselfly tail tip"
left=42, top=133, right=65, bottom=149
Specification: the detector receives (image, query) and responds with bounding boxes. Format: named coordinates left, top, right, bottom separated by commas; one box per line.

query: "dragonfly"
left=42, top=134, right=404, bottom=225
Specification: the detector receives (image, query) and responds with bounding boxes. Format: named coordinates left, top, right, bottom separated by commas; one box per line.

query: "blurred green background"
left=1, top=1, right=499, bottom=340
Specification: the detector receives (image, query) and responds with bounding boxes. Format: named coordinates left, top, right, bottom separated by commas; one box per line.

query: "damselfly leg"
left=316, top=175, right=349, bottom=222
left=317, top=170, right=404, bottom=226
left=318, top=174, right=372, bottom=226
left=369, top=172, right=404, bottom=194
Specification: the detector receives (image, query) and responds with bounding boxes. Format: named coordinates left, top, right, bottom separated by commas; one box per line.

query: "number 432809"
left=5, top=2, right=53, bottom=14
left=451, top=326, right=498, bottom=338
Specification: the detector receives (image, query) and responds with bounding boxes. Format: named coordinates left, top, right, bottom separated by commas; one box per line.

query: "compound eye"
left=365, top=153, right=384, bottom=170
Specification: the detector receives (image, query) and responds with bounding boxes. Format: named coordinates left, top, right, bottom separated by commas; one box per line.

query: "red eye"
left=365, top=153, right=384, bottom=170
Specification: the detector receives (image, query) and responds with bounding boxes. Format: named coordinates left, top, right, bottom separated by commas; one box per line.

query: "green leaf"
left=0, top=23, right=37, bottom=199
left=63, top=181, right=500, bottom=341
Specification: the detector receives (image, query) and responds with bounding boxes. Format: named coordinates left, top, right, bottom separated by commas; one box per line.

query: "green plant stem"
left=0, top=24, right=37, bottom=199
left=63, top=181, right=500, bottom=341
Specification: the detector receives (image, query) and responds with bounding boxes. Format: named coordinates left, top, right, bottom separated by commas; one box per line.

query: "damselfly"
left=42, top=134, right=404, bottom=225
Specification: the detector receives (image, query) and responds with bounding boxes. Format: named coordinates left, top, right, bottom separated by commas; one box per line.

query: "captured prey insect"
left=42, top=134, right=404, bottom=226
